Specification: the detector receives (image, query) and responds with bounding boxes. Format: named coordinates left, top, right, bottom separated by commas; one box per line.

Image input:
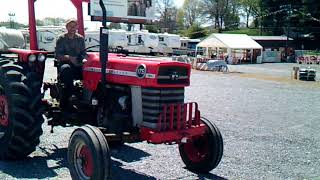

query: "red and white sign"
left=296, top=55, right=320, bottom=64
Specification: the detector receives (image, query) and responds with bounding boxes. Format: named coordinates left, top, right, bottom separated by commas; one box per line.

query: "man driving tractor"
left=55, top=19, right=87, bottom=111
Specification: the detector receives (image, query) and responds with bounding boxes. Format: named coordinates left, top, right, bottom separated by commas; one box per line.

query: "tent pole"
left=195, top=46, right=198, bottom=56
left=251, top=49, right=253, bottom=64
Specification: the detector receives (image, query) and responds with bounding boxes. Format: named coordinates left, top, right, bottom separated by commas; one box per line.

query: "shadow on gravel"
left=0, top=144, right=155, bottom=179
left=111, top=160, right=156, bottom=180
left=110, top=144, right=151, bottom=163
left=197, top=172, right=228, bottom=180
left=0, top=145, right=67, bottom=179
left=110, top=144, right=155, bottom=179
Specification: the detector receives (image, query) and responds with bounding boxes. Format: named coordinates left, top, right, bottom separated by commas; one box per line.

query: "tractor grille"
left=141, top=88, right=184, bottom=127
left=157, top=66, right=189, bottom=85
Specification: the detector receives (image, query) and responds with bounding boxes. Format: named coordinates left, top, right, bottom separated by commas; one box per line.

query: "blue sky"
left=0, top=0, right=185, bottom=24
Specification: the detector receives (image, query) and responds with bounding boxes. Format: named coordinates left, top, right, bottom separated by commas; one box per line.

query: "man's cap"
left=65, top=19, right=78, bottom=26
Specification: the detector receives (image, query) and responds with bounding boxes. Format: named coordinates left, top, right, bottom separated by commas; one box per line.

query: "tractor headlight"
left=28, top=54, right=37, bottom=62
left=38, top=54, right=46, bottom=62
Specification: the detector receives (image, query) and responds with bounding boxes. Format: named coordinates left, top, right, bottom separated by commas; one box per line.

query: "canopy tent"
left=197, top=33, right=262, bottom=49
left=196, top=33, right=263, bottom=64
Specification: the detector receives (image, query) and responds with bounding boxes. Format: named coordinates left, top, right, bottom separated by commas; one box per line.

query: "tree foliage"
left=182, top=0, right=203, bottom=28
left=0, top=21, right=27, bottom=29
left=185, top=24, right=207, bottom=39
left=155, top=0, right=178, bottom=33
left=43, top=17, right=66, bottom=26
left=196, top=0, right=240, bottom=30
left=108, top=22, right=121, bottom=29
left=240, top=0, right=261, bottom=27
left=260, top=0, right=319, bottom=37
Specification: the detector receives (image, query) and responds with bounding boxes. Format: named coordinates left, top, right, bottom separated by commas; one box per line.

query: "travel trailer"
left=85, top=29, right=128, bottom=51
left=21, top=26, right=66, bottom=52
left=153, top=33, right=181, bottom=55
left=0, top=27, right=25, bottom=52
left=173, top=37, right=202, bottom=56
left=125, top=30, right=159, bottom=54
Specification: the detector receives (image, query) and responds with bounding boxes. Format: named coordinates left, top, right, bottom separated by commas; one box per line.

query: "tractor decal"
left=83, top=67, right=156, bottom=79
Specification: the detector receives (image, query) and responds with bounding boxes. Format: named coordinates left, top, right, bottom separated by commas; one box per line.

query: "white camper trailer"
left=37, top=27, right=66, bottom=52
left=85, top=29, right=128, bottom=51
left=174, top=37, right=201, bottom=56
left=0, top=27, right=25, bottom=52
left=21, top=26, right=66, bottom=52
left=124, top=30, right=159, bottom=54
left=153, top=33, right=181, bottom=55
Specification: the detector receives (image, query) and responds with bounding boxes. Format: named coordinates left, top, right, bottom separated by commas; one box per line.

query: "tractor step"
left=101, top=131, right=140, bottom=143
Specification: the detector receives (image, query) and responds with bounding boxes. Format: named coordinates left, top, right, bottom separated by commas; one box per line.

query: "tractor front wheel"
left=68, top=125, right=111, bottom=180
left=179, top=117, right=223, bottom=173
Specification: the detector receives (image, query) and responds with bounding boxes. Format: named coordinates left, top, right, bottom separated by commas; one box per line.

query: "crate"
left=299, top=68, right=316, bottom=81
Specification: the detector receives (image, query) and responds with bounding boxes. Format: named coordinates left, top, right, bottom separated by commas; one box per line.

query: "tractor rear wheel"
left=68, top=125, right=111, bottom=180
left=0, top=60, right=44, bottom=160
left=179, top=117, right=223, bottom=173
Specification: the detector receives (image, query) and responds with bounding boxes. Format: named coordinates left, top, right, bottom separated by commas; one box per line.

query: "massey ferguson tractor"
left=0, top=0, right=223, bottom=179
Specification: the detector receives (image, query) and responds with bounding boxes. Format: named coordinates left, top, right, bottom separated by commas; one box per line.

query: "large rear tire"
left=0, top=60, right=44, bottom=160
left=68, top=125, right=111, bottom=180
left=179, top=117, right=223, bottom=173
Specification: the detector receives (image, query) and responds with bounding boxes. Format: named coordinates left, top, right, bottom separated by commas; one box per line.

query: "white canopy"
left=197, top=33, right=263, bottom=49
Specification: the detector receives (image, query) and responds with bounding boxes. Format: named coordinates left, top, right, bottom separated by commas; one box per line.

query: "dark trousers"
left=59, top=64, right=82, bottom=110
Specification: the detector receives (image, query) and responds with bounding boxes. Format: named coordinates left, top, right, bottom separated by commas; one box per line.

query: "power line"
left=292, top=9, right=320, bottom=23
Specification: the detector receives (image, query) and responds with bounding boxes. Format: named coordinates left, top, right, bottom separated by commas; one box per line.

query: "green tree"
left=145, top=24, right=160, bottom=33
left=186, top=24, right=207, bottom=39
left=108, top=22, right=121, bottom=29
left=182, top=0, right=203, bottom=28
left=176, top=9, right=185, bottom=31
left=224, top=9, right=240, bottom=30
left=240, top=0, right=261, bottom=28
left=43, top=17, right=66, bottom=26
left=261, top=0, right=303, bottom=35
left=36, top=19, right=45, bottom=26
left=0, top=21, right=27, bottom=29
left=302, top=0, right=320, bottom=39
left=199, top=0, right=240, bottom=30
left=155, top=0, right=178, bottom=33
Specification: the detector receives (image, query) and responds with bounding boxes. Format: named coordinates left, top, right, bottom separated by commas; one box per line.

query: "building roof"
left=250, top=36, right=293, bottom=41
left=197, top=33, right=263, bottom=49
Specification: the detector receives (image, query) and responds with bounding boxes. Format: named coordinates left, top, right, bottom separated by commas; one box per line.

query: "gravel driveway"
left=0, top=60, right=319, bottom=179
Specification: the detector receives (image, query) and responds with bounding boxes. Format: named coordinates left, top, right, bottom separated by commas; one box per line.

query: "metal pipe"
left=99, top=0, right=109, bottom=86
left=70, top=0, right=87, bottom=36
left=28, top=0, right=38, bottom=50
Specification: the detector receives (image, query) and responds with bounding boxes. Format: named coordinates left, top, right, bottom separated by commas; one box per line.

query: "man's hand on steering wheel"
left=69, top=56, right=82, bottom=67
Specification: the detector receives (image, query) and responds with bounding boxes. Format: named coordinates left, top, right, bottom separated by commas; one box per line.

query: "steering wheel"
left=84, top=45, right=100, bottom=52
left=85, top=45, right=128, bottom=55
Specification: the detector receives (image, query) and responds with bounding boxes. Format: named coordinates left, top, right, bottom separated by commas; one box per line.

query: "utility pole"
left=281, top=4, right=292, bottom=62
left=259, top=1, right=262, bottom=35
left=8, top=12, right=15, bottom=29
left=260, top=16, right=263, bottom=36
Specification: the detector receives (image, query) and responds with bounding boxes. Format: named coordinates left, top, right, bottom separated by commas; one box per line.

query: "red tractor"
left=0, top=0, right=223, bottom=179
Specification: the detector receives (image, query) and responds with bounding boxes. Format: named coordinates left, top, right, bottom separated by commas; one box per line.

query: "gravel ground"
left=0, top=60, right=320, bottom=180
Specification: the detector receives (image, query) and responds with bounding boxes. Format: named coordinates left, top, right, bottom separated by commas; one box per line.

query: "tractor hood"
left=83, top=53, right=191, bottom=90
